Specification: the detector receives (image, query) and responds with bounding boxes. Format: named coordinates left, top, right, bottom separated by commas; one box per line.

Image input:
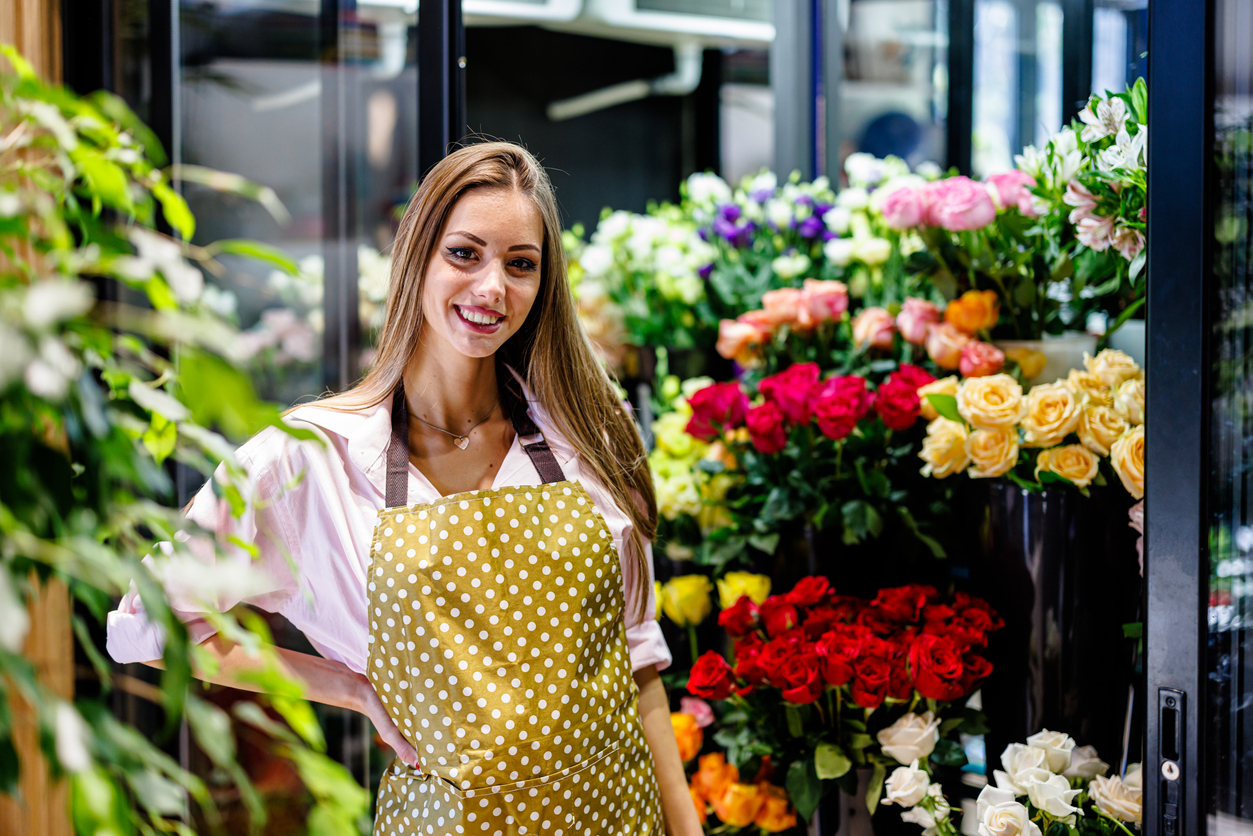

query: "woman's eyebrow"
left=446, top=230, right=540, bottom=254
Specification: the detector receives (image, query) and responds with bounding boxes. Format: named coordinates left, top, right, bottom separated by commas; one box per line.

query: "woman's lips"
left=454, top=304, right=504, bottom=333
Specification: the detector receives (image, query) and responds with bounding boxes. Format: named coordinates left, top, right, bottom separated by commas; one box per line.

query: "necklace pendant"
left=454, top=436, right=470, bottom=450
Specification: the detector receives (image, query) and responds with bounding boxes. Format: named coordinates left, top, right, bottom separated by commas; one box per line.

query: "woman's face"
left=420, top=186, right=545, bottom=361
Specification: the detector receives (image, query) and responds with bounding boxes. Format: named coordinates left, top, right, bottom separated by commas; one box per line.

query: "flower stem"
left=688, top=624, right=700, bottom=663
left=1097, top=809, right=1140, bottom=836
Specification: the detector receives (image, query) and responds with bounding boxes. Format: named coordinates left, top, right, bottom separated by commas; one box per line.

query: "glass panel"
left=1091, top=0, right=1147, bottom=97
left=1208, top=0, right=1253, bottom=823
left=833, top=0, right=949, bottom=172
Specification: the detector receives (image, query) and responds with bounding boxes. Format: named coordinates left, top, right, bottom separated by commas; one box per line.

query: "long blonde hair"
left=316, top=141, right=657, bottom=618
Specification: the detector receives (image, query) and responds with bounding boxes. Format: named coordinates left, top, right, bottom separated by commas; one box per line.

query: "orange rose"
left=761, top=287, right=806, bottom=328
left=692, top=752, right=739, bottom=802
left=716, top=319, right=766, bottom=364
left=755, top=782, right=798, bottom=832
left=670, top=712, right=704, bottom=762
left=713, top=782, right=765, bottom=828
left=944, top=289, right=1000, bottom=334
left=689, top=784, right=708, bottom=825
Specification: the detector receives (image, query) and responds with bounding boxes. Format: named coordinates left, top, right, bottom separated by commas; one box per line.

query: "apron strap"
left=384, top=380, right=566, bottom=508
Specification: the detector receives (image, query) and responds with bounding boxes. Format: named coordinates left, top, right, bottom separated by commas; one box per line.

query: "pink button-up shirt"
left=105, top=391, right=671, bottom=675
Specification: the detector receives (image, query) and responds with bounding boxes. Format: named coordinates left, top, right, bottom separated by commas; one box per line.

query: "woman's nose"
left=473, top=260, right=507, bottom=302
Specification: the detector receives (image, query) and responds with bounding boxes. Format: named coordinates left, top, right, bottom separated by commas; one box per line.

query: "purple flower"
left=717, top=203, right=742, bottom=223
left=750, top=187, right=775, bottom=204
left=713, top=204, right=753, bottom=247
left=797, top=214, right=826, bottom=238
left=699, top=263, right=714, bottom=280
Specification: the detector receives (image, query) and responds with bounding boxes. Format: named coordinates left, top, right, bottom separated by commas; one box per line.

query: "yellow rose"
left=1111, top=425, right=1145, bottom=499
left=654, top=581, right=663, bottom=620
left=1078, top=405, right=1129, bottom=456
left=918, top=376, right=959, bottom=421
left=1002, top=346, right=1048, bottom=380
left=965, top=427, right=1020, bottom=478
left=1085, top=349, right=1142, bottom=388
left=717, top=572, right=772, bottom=609
left=653, top=410, right=699, bottom=458
left=1020, top=382, right=1083, bottom=447
left=1113, top=378, right=1145, bottom=425
left=957, top=374, right=1026, bottom=430
left=1066, top=369, right=1113, bottom=407
left=920, top=418, right=971, bottom=478
left=661, top=575, right=714, bottom=627
left=1036, top=444, right=1100, bottom=488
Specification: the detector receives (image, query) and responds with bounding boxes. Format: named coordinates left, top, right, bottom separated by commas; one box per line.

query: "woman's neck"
left=402, top=343, right=502, bottom=430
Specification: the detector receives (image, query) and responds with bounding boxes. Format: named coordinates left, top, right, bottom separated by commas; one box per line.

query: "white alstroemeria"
left=883, top=760, right=931, bottom=807
left=994, top=744, right=1053, bottom=794
left=1025, top=773, right=1081, bottom=817
left=877, top=711, right=942, bottom=765
left=845, top=152, right=888, bottom=187
left=1099, top=125, right=1147, bottom=172
left=823, top=206, right=852, bottom=235
left=0, top=568, right=30, bottom=653
left=1024, top=729, right=1076, bottom=772
left=577, top=243, right=614, bottom=278
left=1077, top=215, right=1117, bottom=251
left=357, top=245, right=392, bottom=303
left=1062, top=744, right=1110, bottom=779
left=54, top=702, right=91, bottom=773
left=1015, top=145, right=1046, bottom=180
left=765, top=198, right=794, bottom=230
left=22, top=279, right=93, bottom=328
left=976, top=785, right=1042, bottom=836
left=915, top=161, right=944, bottom=180
left=824, top=238, right=856, bottom=267
left=25, top=336, right=80, bottom=400
left=685, top=172, right=732, bottom=206
left=0, top=322, right=33, bottom=389
left=1079, top=96, right=1130, bottom=142
left=771, top=252, right=811, bottom=280
left=837, top=187, right=870, bottom=210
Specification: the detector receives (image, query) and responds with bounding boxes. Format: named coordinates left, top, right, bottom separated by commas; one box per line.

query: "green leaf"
left=786, top=758, right=824, bottom=822
left=925, top=394, right=964, bottom=425
left=75, top=153, right=131, bottom=210
left=841, top=500, right=884, bottom=542
left=865, top=761, right=887, bottom=814
left=930, top=738, right=969, bottom=768
left=152, top=181, right=194, bottom=239
left=208, top=239, right=301, bottom=274
left=897, top=506, right=947, bottom=558
left=0, top=735, right=17, bottom=794
left=185, top=698, right=235, bottom=766
left=814, top=743, right=852, bottom=780
left=1130, top=77, right=1148, bottom=123
left=748, top=532, right=780, bottom=555
left=1106, top=297, right=1146, bottom=338
left=141, top=414, right=178, bottom=463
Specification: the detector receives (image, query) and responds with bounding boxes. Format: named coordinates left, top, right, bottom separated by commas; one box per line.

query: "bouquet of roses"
left=891, top=730, right=1142, bottom=836
left=686, top=577, right=1000, bottom=822
left=917, top=348, right=1144, bottom=499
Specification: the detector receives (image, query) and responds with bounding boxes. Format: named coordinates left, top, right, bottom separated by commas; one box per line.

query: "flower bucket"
left=995, top=331, right=1097, bottom=388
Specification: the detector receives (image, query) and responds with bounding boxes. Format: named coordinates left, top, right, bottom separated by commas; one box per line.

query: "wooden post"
left=0, top=4, right=73, bottom=835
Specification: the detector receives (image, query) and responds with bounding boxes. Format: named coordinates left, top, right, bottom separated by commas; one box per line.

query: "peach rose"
left=754, top=782, right=798, bottom=833
left=670, top=712, right=703, bottom=762
left=926, top=322, right=971, bottom=370
left=1114, top=378, right=1145, bottom=425
left=1084, top=349, right=1142, bottom=389
left=798, top=279, right=849, bottom=327
left=918, top=376, right=959, bottom=420
left=1065, top=369, right=1113, bottom=407
left=1020, top=382, right=1083, bottom=447
left=966, top=427, right=1020, bottom=478
left=1036, top=444, right=1100, bottom=488
left=960, top=341, right=1006, bottom=377
left=920, top=418, right=971, bottom=478
left=852, top=306, right=896, bottom=349
left=1078, top=405, right=1129, bottom=456
left=1002, top=346, right=1048, bottom=380
left=761, top=287, right=806, bottom=327
left=713, top=783, right=766, bottom=828
left=1111, top=425, right=1145, bottom=499
left=957, top=374, right=1026, bottom=430
left=716, top=319, right=768, bottom=363
left=944, top=289, right=1000, bottom=334
left=897, top=297, right=942, bottom=344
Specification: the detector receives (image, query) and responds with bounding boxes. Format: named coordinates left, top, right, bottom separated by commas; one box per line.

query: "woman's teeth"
left=457, top=306, right=502, bottom=326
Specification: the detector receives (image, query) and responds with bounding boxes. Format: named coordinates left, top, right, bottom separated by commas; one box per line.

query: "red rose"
left=686, top=382, right=751, bottom=442
left=734, top=634, right=769, bottom=690
left=953, top=592, right=1005, bottom=631
left=815, top=629, right=858, bottom=686
left=719, top=596, right=760, bottom=638
left=786, top=576, right=831, bottom=608
left=809, top=376, right=873, bottom=440
left=959, top=653, right=994, bottom=691
left=746, top=401, right=788, bottom=454
left=687, top=651, right=739, bottom=700
left=759, top=596, right=800, bottom=638
left=776, top=652, right=826, bottom=704
left=759, top=363, right=821, bottom=424
left=850, top=656, right=892, bottom=708
left=803, top=605, right=844, bottom=638
left=894, top=363, right=936, bottom=390
left=875, top=374, right=923, bottom=430
left=855, top=606, right=899, bottom=636
left=888, top=664, right=914, bottom=701
left=872, top=585, right=938, bottom=623
left=908, top=634, right=966, bottom=701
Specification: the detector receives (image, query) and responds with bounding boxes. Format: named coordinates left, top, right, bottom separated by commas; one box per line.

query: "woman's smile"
left=454, top=303, right=505, bottom=331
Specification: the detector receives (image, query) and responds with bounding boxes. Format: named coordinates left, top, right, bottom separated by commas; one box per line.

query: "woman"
left=107, top=142, right=702, bottom=836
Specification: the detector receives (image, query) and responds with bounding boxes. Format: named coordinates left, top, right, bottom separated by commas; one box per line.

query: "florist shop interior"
left=0, top=0, right=1250, bottom=835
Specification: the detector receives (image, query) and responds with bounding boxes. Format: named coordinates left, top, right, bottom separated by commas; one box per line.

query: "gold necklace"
left=411, top=402, right=499, bottom=450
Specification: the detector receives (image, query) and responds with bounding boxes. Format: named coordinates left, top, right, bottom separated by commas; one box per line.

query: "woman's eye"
left=510, top=258, right=538, bottom=272
left=447, top=246, right=475, bottom=260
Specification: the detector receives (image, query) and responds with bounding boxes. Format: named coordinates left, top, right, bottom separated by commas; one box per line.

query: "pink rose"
left=986, top=171, right=1039, bottom=218
left=716, top=318, right=768, bottom=363
left=1077, top=215, right=1116, bottom=251
left=896, top=297, right=942, bottom=345
left=797, top=279, right=849, bottom=328
left=746, top=401, right=788, bottom=453
left=926, top=177, right=997, bottom=231
left=1063, top=180, right=1099, bottom=224
left=1112, top=225, right=1145, bottom=261
left=680, top=696, right=715, bottom=728
left=879, top=186, right=925, bottom=230
left=852, top=307, right=896, bottom=349
left=925, top=322, right=971, bottom=370
left=809, top=375, right=874, bottom=440
left=760, top=287, right=806, bottom=327
left=958, top=341, right=1005, bottom=377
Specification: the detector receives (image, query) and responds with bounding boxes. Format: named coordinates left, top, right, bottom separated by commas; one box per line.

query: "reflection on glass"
left=1091, top=7, right=1128, bottom=94
left=973, top=0, right=1017, bottom=174
left=1208, top=0, right=1253, bottom=822
left=1035, top=2, right=1063, bottom=148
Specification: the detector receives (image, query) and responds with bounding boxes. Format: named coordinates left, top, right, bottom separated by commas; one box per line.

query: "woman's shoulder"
left=235, top=401, right=388, bottom=486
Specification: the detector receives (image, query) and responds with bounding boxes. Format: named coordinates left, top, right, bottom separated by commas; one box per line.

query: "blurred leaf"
left=152, top=181, right=194, bottom=239
left=930, top=738, right=968, bottom=768
left=786, top=758, right=823, bottom=822
left=925, top=394, right=963, bottom=425
left=207, top=239, right=300, bottom=274
left=814, top=743, right=852, bottom=780
left=141, top=414, right=178, bottom=463
left=168, top=164, right=290, bottom=225
left=865, top=761, right=887, bottom=814
left=185, top=698, right=235, bottom=767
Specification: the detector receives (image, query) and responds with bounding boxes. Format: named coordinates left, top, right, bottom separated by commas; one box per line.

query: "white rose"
left=976, top=785, right=1042, bottom=836
left=994, top=744, right=1052, bottom=795
left=884, top=761, right=930, bottom=807
left=1090, top=774, right=1143, bottom=823
left=901, top=804, right=938, bottom=835
left=1025, top=773, right=1080, bottom=817
left=1124, top=763, right=1143, bottom=789
left=1062, top=745, right=1109, bottom=780
left=877, top=711, right=941, bottom=765
left=1025, top=729, right=1076, bottom=772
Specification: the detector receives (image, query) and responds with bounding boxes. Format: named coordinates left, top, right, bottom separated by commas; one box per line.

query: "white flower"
left=577, top=244, right=614, bottom=278
left=0, top=190, right=21, bottom=217
left=1090, top=773, right=1143, bottom=823
left=976, top=785, right=1042, bottom=836
left=129, top=228, right=204, bottom=304
left=1025, top=729, right=1076, bottom=772
left=25, top=336, right=80, bottom=400
left=824, top=206, right=852, bottom=235
left=1099, top=125, right=1147, bottom=172
left=0, top=568, right=30, bottom=653
left=1014, top=145, right=1046, bottom=180
left=994, top=744, right=1053, bottom=795
left=746, top=170, right=778, bottom=198
left=1077, top=215, right=1117, bottom=251
left=153, top=551, right=275, bottom=611
left=1025, top=773, right=1080, bottom=817
left=201, top=284, right=239, bottom=320
left=1079, top=96, right=1129, bottom=142
left=1125, top=763, right=1143, bottom=789
left=854, top=237, right=892, bottom=266
left=837, top=187, right=870, bottom=210
left=901, top=805, right=938, bottom=835
left=357, top=245, right=392, bottom=303
left=824, top=238, right=856, bottom=267
left=0, top=323, right=33, bottom=390
left=771, top=253, right=811, bottom=279
left=1062, top=744, right=1110, bottom=779
left=686, top=172, right=732, bottom=206
left=915, top=161, right=943, bottom=180
left=883, top=761, right=931, bottom=807
left=845, top=152, right=888, bottom=187
left=23, top=279, right=94, bottom=329
left=877, top=711, right=942, bottom=765
left=54, top=702, right=91, bottom=773
left=765, top=198, right=794, bottom=230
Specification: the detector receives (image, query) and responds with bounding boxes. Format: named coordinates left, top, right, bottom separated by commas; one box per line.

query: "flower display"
left=686, top=753, right=799, bottom=833
left=690, top=578, right=1000, bottom=822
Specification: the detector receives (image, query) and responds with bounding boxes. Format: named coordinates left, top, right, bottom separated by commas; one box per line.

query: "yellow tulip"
left=661, top=575, right=714, bottom=627
left=716, top=572, right=772, bottom=610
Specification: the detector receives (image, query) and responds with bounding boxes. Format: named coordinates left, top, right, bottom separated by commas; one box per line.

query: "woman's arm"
left=635, top=664, right=704, bottom=836
left=140, top=633, right=420, bottom=768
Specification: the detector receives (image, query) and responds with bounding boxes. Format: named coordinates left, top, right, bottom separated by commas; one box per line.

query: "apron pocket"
left=450, top=741, right=620, bottom=799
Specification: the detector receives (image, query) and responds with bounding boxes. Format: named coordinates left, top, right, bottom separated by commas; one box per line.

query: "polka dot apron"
left=366, top=387, right=663, bottom=836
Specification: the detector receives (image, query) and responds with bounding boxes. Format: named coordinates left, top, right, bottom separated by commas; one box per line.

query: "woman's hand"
left=351, top=672, right=422, bottom=769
